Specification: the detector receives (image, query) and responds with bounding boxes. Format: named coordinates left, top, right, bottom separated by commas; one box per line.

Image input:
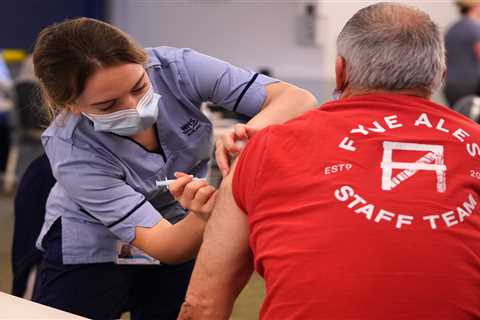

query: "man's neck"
left=340, top=87, right=431, bottom=100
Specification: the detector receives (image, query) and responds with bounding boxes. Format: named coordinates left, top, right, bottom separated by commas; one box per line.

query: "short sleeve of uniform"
left=175, top=48, right=279, bottom=117
left=232, top=128, right=271, bottom=214
left=44, top=137, right=162, bottom=243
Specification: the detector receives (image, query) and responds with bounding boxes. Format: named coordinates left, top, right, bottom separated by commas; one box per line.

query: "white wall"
left=318, top=1, right=459, bottom=80
left=110, top=0, right=324, bottom=80
left=109, top=0, right=460, bottom=101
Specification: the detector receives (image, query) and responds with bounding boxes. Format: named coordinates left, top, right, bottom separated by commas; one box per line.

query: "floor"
left=0, top=193, right=13, bottom=296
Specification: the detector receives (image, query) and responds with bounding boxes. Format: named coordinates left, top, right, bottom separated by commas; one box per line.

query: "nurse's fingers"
left=215, top=139, right=230, bottom=177
left=233, top=124, right=258, bottom=142
left=193, top=190, right=219, bottom=221
left=222, top=131, right=241, bottom=155
left=174, top=172, right=190, bottom=178
left=190, top=185, right=216, bottom=214
left=181, top=180, right=209, bottom=208
left=234, top=124, right=248, bottom=140
left=244, top=126, right=259, bottom=139
left=223, top=124, right=257, bottom=157
left=216, top=138, right=248, bottom=177
left=201, top=190, right=218, bottom=216
left=168, top=175, right=194, bottom=199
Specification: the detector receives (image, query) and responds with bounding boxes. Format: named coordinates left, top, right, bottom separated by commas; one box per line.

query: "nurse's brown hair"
left=33, top=17, right=148, bottom=121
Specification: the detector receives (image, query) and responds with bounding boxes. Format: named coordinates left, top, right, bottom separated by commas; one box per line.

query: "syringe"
left=155, top=177, right=206, bottom=187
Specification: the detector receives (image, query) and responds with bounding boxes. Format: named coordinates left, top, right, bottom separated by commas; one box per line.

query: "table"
left=0, top=291, right=87, bottom=319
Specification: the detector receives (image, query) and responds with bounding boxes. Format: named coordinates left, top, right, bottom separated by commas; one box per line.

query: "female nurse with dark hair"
left=31, top=17, right=317, bottom=319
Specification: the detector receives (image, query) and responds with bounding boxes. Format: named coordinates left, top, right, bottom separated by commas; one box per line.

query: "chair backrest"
left=453, top=95, right=480, bottom=123
left=13, top=81, right=46, bottom=130
left=11, top=154, right=55, bottom=297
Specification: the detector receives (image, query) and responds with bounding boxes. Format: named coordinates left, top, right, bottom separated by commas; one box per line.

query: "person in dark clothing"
left=11, top=154, right=55, bottom=298
left=444, top=0, right=480, bottom=106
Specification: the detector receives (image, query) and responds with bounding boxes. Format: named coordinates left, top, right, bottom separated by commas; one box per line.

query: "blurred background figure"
left=11, top=154, right=55, bottom=299
left=0, top=51, right=13, bottom=96
left=0, top=51, right=13, bottom=177
left=453, top=94, right=480, bottom=122
left=444, top=0, right=480, bottom=106
left=2, top=53, right=47, bottom=193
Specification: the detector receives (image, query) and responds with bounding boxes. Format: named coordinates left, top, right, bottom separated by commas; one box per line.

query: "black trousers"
left=32, top=220, right=194, bottom=320
left=33, top=259, right=194, bottom=320
left=12, top=154, right=55, bottom=297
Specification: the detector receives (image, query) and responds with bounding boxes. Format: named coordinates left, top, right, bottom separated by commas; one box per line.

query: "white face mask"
left=82, top=88, right=160, bottom=136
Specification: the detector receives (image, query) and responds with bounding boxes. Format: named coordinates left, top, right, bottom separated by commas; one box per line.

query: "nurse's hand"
left=216, top=123, right=258, bottom=177
left=168, top=172, right=218, bottom=220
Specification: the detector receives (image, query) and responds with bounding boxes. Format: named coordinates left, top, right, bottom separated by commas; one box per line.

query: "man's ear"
left=335, top=56, right=347, bottom=91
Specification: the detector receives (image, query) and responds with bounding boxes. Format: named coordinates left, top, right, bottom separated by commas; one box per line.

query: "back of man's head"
left=336, top=2, right=446, bottom=95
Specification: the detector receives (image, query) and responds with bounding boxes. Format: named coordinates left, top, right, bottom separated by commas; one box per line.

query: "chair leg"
left=3, top=144, right=19, bottom=192
left=22, top=265, right=37, bottom=300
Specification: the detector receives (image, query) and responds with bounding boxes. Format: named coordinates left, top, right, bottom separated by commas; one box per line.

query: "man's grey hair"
left=336, top=2, right=446, bottom=94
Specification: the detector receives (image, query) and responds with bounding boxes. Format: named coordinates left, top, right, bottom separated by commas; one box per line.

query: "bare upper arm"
left=179, top=163, right=253, bottom=319
left=199, top=169, right=252, bottom=277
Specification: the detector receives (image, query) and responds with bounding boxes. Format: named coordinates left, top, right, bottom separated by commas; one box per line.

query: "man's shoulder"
left=241, top=109, right=328, bottom=163
left=265, top=108, right=325, bottom=135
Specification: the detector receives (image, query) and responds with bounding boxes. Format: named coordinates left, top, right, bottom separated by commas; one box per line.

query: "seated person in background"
left=15, top=54, right=47, bottom=130
left=0, top=52, right=12, bottom=112
left=453, top=94, right=480, bottom=123
left=11, top=154, right=55, bottom=299
left=444, top=0, right=480, bottom=106
left=0, top=52, right=12, bottom=172
left=0, top=51, right=12, bottom=94
left=179, top=3, right=480, bottom=319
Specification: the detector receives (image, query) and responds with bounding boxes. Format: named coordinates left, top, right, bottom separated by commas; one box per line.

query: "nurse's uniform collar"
left=144, top=48, right=162, bottom=70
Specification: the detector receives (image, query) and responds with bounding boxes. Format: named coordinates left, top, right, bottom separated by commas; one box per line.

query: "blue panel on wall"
left=0, top=0, right=106, bottom=50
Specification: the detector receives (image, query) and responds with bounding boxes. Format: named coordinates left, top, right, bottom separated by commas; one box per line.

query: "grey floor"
left=0, top=192, right=13, bottom=294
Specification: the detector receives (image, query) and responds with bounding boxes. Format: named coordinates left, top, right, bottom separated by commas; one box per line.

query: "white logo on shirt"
left=332, top=112, right=480, bottom=230
left=380, top=141, right=447, bottom=193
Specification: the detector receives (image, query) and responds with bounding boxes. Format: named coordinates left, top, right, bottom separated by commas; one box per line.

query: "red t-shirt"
left=233, top=94, right=480, bottom=320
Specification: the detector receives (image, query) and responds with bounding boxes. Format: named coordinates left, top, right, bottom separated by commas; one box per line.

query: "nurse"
left=31, top=18, right=317, bottom=319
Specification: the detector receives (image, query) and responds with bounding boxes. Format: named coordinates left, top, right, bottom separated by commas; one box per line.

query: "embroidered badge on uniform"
left=181, top=118, right=200, bottom=136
